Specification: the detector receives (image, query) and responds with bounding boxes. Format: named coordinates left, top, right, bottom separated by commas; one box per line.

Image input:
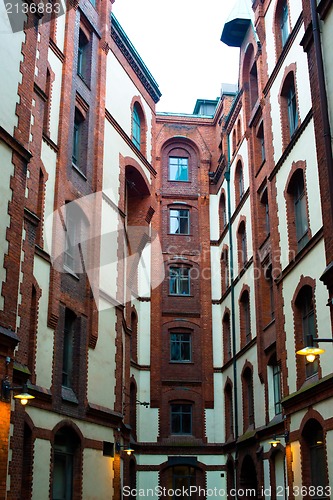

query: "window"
left=261, top=188, right=270, bottom=236
left=72, top=107, right=86, bottom=172
left=250, top=61, right=259, bottom=109
left=132, top=104, right=141, bottom=150
left=280, top=72, right=299, bottom=144
left=235, top=161, right=244, bottom=205
left=293, top=171, right=308, bottom=251
left=240, top=290, right=251, bottom=346
left=280, top=1, right=289, bottom=47
left=237, top=221, right=247, bottom=270
left=172, top=466, right=196, bottom=494
left=170, top=333, right=192, bottom=362
left=219, top=193, right=227, bottom=232
left=223, top=312, right=232, bottom=363
left=221, top=248, right=229, bottom=294
left=169, top=267, right=190, bottom=295
left=171, top=404, right=192, bottom=434
left=257, top=122, right=265, bottom=165
left=287, top=81, right=298, bottom=137
left=302, top=420, right=329, bottom=497
left=242, top=367, right=254, bottom=430
left=225, top=383, right=233, bottom=439
left=169, top=157, right=189, bottom=181
left=62, top=309, right=76, bottom=388
left=52, top=427, right=80, bottom=500
left=266, top=266, right=275, bottom=320
left=77, top=28, right=91, bottom=84
left=170, top=209, right=190, bottom=234
left=273, top=364, right=282, bottom=415
left=64, top=212, right=77, bottom=272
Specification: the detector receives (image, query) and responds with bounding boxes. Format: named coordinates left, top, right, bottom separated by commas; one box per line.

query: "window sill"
left=63, top=265, right=80, bottom=280
left=168, top=294, right=192, bottom=298
left=72, top=162, right=87, bottom=180
left=168, top=233, right=191, bottom=236
left=61, top=386, right=78, bottom=404
left=169, top=361, right=193, bottom=364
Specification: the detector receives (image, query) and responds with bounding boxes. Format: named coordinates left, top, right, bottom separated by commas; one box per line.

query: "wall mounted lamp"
left=296, top=334, right=333, bottom=362
left=1, top=377, right=35, bottom=406
left=115, top=442, right=134, bottom=455
left=269, top=431, right=289, bottom=448
left=136, top=399, right=149, bottom=408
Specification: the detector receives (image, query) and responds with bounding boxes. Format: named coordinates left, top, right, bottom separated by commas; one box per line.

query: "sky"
left=111, top=0, right=240, bottom=114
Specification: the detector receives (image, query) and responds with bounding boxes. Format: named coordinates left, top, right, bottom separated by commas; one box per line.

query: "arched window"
left=286, top=167, right=309, bottom=255
left=301, top=419, right=329, bottom=495
left=275, top=0, right=290, bottom=55
left=52, top=427, right=81, bottom=500
left=219, top=192, right=227, bottom=232
left=221, top=248, right=229, bottom=295
left=132, top=103, right=141, bottom=150
left=240, top=289, right=251, bottom=346
left=295, top=285, right=318, bottom=379
left=235, top=161, right=244, bottom=205
left=224, top=382, right=234, bottom=440
left=242, top=367, right=254, bottom=431
left=223, top=311, right=231, bottom=363
left=237, top=220, right=247, bottom=270
left=249, top=61, right=259, bottom=110
left=280, top=72, right=299, bottom=145
left=232, top=129, right=237, bottom=154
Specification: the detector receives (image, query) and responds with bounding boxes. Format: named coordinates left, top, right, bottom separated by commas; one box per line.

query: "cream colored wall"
left=205, top=470, right=227, bottom=493
left=205, top=374, right=224, bottom=442
left=33, top=257, right=53, bottom=388
left=31, top=439, right=51, bottom=500
left=291, top=441, right=302, bottom=493
left=105, top=52, right=153, bottom=163
left=102, top=125, right=152, bottom=196
left=87, top=301, right=116, bottom=407
left=275, top=121, right=322, bottom=270
left=210, top=246, right=222, bottom=300
left=265, top=0, right=302, bottom=76
left=82, top=449, right=114, bottom=500
left=212, top=305, right=223, bottom=367
left=270, top=29, right=311, bottom=165
left=135, top=370, right=159, bottom=442
left=282, top=240, right=329, bottom=394
left=54, top=0, right=66, bottom=54
left=209, top=194, right=220, bottom=240
left=136, top=471, right=159, bottom=498
left=136, top=301, right=151, bottom=365
left=0, top=143, right=14, bottom=310
left=0, top=24, right=25, bottom=135
left=41, top=140, right=57, bottom=245
left=99, top=198, right=119, bottom=300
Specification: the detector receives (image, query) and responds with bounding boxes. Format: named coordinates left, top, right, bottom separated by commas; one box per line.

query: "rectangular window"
left=171, top=404, right=192, bottom=434
left=169, top=157, right=189, bottom=181
left=62, top=310, right=75, bottom=388
left=170, top=209, right=190, bottom=234
left=169, top=267, right=190, bottom=295
left=273, top=364, right=282, bottom=415
left=170, top=333, right=191, bottom=362
left=64, top=213, right=77, bottom=271
left=280, top=2, right=289, bottom=47
left=77, top=28, right=91, bottom=84
left=287, top=86, right=298, bottom=137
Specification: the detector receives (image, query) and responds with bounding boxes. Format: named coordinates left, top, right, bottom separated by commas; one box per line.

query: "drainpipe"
left=309, top=0, right=333, bottom=224
left=224, top=133, right=239, bottom=443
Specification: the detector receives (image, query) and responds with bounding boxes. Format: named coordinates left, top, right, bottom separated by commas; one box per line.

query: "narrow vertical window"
left=280, top=1, right=289, bottom=47
left=77, top=28, right=91, bottom=83
left=132, top=104, right=141, bottom=150
left=294, top=171, right=308, bottom=251
left=273, top=364, right=282, bottom=414
left=287, top=81, right=298, bottom=137
left=62, top=309, right=76, bottom=388
left=72, top=108, right=85, bottom=170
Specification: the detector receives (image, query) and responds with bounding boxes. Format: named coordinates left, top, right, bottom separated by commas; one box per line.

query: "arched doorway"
left=239, top=455, right=258, bottom=499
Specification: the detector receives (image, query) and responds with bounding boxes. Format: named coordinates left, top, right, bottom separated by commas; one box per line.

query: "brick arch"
left=291, top=276, right=321, bottom=388
left=278, top=63, right=299, bottom=149
left=161, top=135, right=202, bottom=160
left=299, top=408, right=327, bottom=435
left=124, top=157, right=151, bottom=197
left=284, top=160, right=311, bottom=260
left=273, top=0, right=291, bottom=58
left=51, top=419, right=84, bottom=443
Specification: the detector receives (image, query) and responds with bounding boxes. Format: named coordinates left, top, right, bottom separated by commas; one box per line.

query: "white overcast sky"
left=112, top=0, right=240, bottom=114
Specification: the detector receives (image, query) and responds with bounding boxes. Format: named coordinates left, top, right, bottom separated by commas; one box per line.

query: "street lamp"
left=296, top=334, right=333, bottom=362
left=1, top=378, right=35, bottom=405
left=115, top=442, right=134, bottom=456
left=269, top=431, right=289, bottom=448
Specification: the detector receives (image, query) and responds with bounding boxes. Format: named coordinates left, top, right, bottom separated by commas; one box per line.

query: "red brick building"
left=0, top=0, right=333, bottom=498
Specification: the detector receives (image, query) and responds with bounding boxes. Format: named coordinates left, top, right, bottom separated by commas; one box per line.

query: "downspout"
left=224, top=133, right=239, bottom=443
left=309, top=0, right=333, bottom=224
